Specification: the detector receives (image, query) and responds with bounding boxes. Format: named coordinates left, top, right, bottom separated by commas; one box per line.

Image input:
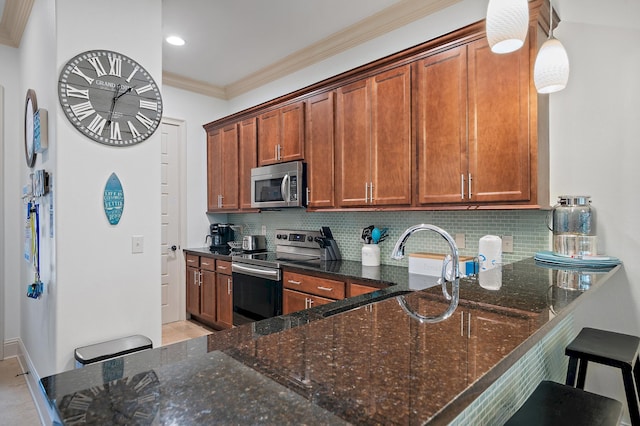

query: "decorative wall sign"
left=34, top=108, right=48, bottom=153
left=103, top=173, right=124, bottom=225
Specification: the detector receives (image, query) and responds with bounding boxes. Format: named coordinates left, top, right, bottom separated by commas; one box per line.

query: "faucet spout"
left=391, top=224, right=461, bottom=323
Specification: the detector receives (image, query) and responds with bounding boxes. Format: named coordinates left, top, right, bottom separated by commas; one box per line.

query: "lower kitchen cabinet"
left=283, top=289, right=334, bottom=313
left=216, top=260, right=233, bottom=329
left=348, top=281, right=380, bottom=297
left=184, top=254, right=233, bottom=330
left=282, top=270, right=345, bottom=314
left=199, top=270, right=217, bottom=324
left=186, top=265, right=201, bottom=316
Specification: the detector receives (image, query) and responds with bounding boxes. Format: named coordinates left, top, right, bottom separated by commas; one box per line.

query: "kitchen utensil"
left=321, top=226, right=334, bottom=239
left=361, top=225, right=374, bottom=244
left=371, top=228, right=381, bottom=244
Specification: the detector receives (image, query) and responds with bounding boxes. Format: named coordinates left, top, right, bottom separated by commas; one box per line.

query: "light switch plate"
left=132, top=235, right=144, bottom=254
left=502, top=235, right=514, bottom=253
left=455, top=233, right=466, bottom=249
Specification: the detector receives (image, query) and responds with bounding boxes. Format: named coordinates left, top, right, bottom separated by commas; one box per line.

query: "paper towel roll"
left=478, top=235, right=502, bottom=271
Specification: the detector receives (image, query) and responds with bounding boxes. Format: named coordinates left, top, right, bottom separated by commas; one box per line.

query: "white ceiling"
left=2, top=0, right=639, bottom=99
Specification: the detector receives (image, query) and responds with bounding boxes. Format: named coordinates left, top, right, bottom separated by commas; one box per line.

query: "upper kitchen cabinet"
left=238, top=118, right=258, bottom=210
left=258, top=101, right=305, bottom=165
left=415, top=17, right=547, bottom=207
left=336, top=65, right=412, bottom=207
left=207, top=125, right=239, bottom=211
left=305, top=91, right=336, bottom=209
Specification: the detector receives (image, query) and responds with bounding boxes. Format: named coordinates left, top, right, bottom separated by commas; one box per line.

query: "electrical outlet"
left=261, top=225, right=267, bottom=235
left=132, top=235, right=144, bottom=254
left=502, top=235, right=514, bottom=253
left=455, top=233, right=466, bottom=249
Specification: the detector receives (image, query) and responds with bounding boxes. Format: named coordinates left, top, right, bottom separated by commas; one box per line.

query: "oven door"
left=231, top=263, right=283, bottom=326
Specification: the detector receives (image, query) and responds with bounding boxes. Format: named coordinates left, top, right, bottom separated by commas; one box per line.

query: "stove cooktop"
left=232, top=251, right=321, bottom=269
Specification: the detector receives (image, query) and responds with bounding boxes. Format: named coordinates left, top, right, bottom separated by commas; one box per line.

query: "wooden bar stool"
left=565, top=327, right=640, bottom=425
left=505, top=380, right=622, bottom=425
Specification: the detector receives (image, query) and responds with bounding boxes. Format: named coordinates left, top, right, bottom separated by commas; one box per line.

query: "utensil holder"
left=362, top=244, right=381, bottom=266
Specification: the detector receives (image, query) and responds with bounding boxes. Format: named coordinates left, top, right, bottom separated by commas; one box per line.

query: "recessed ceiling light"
left=166, top=36, right=185, bottom=46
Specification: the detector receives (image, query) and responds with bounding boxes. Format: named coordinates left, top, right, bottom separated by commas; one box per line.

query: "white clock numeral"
left=70, top=101, right=96, bottom=121
left=87, top=57, right=107, bottom=77
left=126, top=66, right=139, bottom=83
left=108, top=57, right=122, bottom=77
left=64, top=413, right=88, bottom=425
left=134, top=373, right=155, bottom=392
left=136, top=112, right=154, bottom=129
left=66, top=85, right=89, bottom=99
left=139, top=100, right=158, bottom=111
left=110, top=122, right=122, bottom=140
left=128, top=121, right=141, bottom=138
left=137, top=393, right=156, bottom=404
left=136, top=84, right=153, bottom=94
left=87, top=115, right=107, bottom=135
left=71, top=66, right=94, bottom=84
left=68, top=392, right=93, bottom=411
left=133, top=410, right=153, bottom=420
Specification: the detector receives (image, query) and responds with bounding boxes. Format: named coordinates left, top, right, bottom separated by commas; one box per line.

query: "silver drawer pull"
left=218, top=265, right=227, bottom=270
left=317, top=286, right=333, bottom=292
left=287, top=280, right=301, bottom=285
left=187, top=259, right=196, bottom=263
left=202, top=261, right=212, bottom=266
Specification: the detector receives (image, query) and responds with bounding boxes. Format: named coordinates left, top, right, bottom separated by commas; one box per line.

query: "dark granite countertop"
left=41, top=258, right=621, bottom=425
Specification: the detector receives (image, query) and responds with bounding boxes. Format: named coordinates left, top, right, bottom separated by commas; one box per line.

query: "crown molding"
left=164, top=0, right=461, bottom=100
left=0, top=0, right=34, bottom=48
left=163, top=71, right=228, bottom=99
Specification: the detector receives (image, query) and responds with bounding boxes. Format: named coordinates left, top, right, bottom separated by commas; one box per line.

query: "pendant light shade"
left=534, top=37, right=570, bottom=93
left=486, top=0, right=529, bottom=54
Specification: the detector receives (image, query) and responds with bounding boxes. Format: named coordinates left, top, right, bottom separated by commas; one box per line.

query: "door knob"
left=170, top=245, right=177, bottom=251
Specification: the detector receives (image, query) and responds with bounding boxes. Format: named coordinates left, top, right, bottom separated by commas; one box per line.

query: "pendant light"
left=486, top=0, right=529, bottom=54
left=534, top=2, right=570, bottom=93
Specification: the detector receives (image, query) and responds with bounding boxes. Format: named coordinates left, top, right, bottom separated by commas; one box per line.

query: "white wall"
left=552, top=21, right=640, bottom=418
left=162, top=86, right=228, bottom=246
left=0, top=44, right=21, bottom=345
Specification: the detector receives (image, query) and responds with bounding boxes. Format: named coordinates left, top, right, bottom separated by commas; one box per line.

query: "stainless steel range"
left=230, top=229, right=324, bottom=325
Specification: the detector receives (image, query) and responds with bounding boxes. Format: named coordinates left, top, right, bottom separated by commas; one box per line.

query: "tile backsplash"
left=227, top=209, right=551, bottom=266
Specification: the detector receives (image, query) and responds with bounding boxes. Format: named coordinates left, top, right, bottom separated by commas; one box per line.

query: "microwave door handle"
left=281, top=173, right=290, bottom=203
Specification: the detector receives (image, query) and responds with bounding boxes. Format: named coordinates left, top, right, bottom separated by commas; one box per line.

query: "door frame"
left=161, top=117, right=187, bottom=322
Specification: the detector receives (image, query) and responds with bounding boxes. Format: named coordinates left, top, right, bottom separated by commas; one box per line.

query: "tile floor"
left=1, top=320, right=215, bottom=425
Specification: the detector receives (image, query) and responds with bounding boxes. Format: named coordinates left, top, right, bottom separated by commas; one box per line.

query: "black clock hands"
left=106, top=84, right=133, bottom=128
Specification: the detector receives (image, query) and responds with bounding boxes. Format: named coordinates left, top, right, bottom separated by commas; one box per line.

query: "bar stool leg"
left=576, top=359, right=589, bottom=389
left=566, top=356, right=579, bottom=387
left=621, top=366, right=640, bottom=426
left=634, top=358, right=640, bottom=404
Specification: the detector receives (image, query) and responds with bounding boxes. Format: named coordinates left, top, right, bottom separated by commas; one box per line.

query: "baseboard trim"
left=3, top=338, right=20, bottom=358
left=9, top=338, right=57, bottom=425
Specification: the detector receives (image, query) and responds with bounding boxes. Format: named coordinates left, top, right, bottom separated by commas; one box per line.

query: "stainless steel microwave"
left=251, top=161, right=306, bottom=209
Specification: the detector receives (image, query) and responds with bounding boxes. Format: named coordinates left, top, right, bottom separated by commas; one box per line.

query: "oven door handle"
left=232, top=262, right=281, bottom=281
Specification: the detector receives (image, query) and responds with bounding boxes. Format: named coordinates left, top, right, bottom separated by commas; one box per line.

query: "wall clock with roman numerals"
left=58, top=49, right=163, bottom=146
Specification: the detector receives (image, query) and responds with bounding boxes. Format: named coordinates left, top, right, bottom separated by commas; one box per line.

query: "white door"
left=160, top=120, right=185, bottom=324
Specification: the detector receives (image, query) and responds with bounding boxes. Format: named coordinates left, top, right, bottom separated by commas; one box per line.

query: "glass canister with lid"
left=549, top=195, right=597, bottom=256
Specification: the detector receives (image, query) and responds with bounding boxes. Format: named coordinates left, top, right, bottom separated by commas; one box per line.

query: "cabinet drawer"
left=200, top=256, right=216, bottom=272
left=283, top=271, right=345, bottom=300
left=216, top=260, right=232, bottom=274
left=349, top=282, right=379, bottom=297
left=185, top=254, right=200, bottom=267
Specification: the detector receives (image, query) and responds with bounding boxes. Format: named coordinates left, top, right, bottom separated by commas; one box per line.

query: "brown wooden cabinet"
left=305, top=91, right=336, bottom=208
left=258, top=101, right=305, bottom=165
left=336, top=65, right=412, bottom=207
left=348, top=281, right=380, bottom=297
left=216, top=260, right=233, bottom=329
left=184, top=254, right=233, bottom=330
left=282, top=270, right=345, bottom=314
left=207, top=125, right=239, bottom=211
left=238, top=118, right=258, bottom=210
left=415, top=36, right=532, bottom=206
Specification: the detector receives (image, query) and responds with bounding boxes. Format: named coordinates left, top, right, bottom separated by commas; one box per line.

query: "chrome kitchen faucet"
left=391, top=224, right=461, bottom=323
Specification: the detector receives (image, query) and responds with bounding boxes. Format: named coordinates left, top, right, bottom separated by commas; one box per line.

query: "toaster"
left=242, top=235, right=267, bottom=253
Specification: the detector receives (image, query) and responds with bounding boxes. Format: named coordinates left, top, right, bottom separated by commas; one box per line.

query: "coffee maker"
left=209, top=223, right=234, bottom=251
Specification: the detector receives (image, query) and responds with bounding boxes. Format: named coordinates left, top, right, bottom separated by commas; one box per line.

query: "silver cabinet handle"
left=365, top=183, right=369, bottom=203
left=317, top=286, right=333, bottom=292
left=308, top=298, right=314, bottom=307
left=201, top=261, right=212, bottom=267
left=468, top=173, right=472, bottom=199
left=306, top=187, right=311, bottom=204
left=193, top=270, right=198, bottom=285
left=370, top=182, right=374, bottom=203
left=467, top=312, right=471, bottom=338
left=218, top=265, right=227, bottom=270
left=461, top=174, right=465, bottom=199
left=227, top=278, right=231, bottom=294
left=287, top=279, right=301, bottom=285
left=278, top=144, right=282, bottom=160
left=460, top=312, right=464, bottom=336
left=187, top=258, right=196, bottom=264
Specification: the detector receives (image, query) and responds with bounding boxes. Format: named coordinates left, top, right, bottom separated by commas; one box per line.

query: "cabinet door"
left=349, top=282, right=378, bottom=297
left=468, top=37, right=530, bottom=202
left=305, top=91, right=335, bottom=208
left=370, top=65, right=412, bottom=206
left=467, top=308, right=531, bottom=381
left=238, top=118, right=257, bottom=210
left=220, top=124, right=239, bottom=210
left=216, top=273, right=233, bottom=329
left=258, top=109, right=280, bottom=165
left=200, top=270, right=216, bottom=324
left=283, top=289, right=309, bottom=314
left=336, top=78, right=371, bottom=207
left=206, top=129, right=222, bottom=211
left=415, top=46, right=469, bottom=205
left=280, top=102, right=305, bottom=162
left=186, top=267, right=200, bottom=315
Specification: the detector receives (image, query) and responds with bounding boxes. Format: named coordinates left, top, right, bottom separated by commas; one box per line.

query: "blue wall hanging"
left=103, top=173, right=124, bottom=225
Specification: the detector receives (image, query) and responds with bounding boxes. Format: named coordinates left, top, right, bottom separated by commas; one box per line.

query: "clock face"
left=58, top=50, right=163, bottom=146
